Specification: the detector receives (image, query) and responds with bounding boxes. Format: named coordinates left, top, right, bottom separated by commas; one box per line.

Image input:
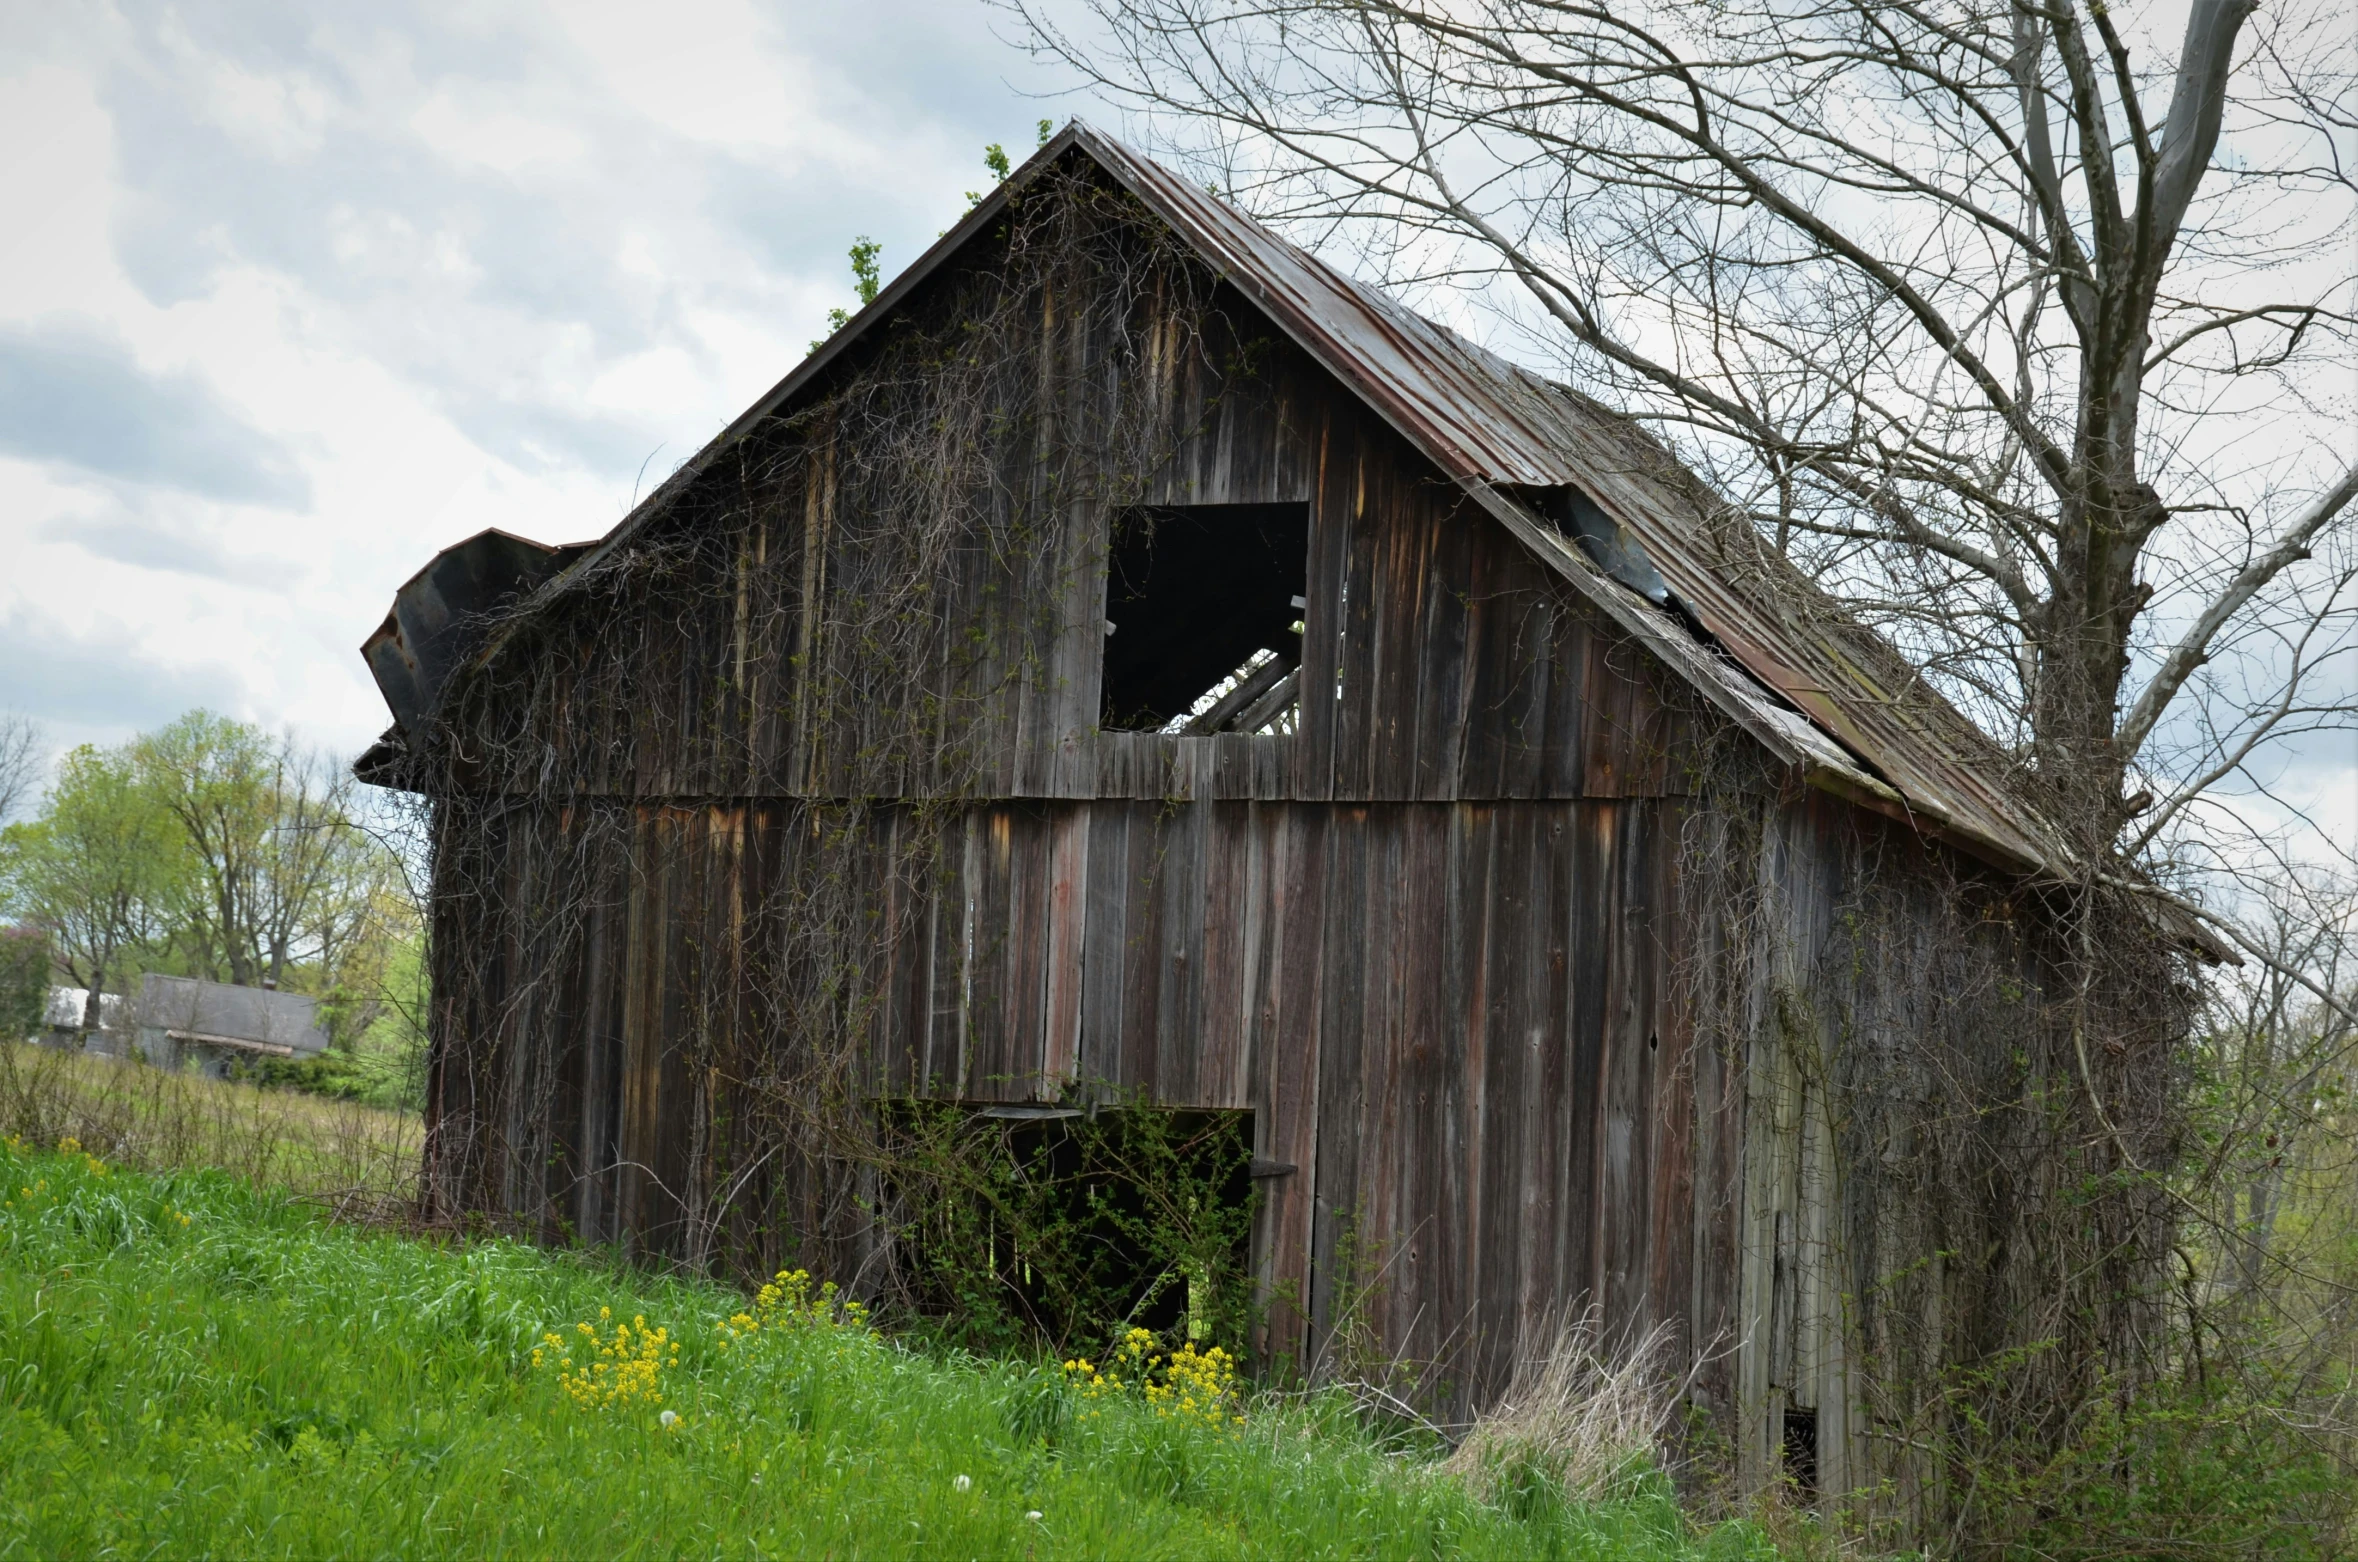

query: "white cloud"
left=550, top=0, right=814, bottom=155
left=0, top=0, right=1067, bottom=766
left=0, top=64, right=133, bottom=318
left=408, top=90, right=590, bottom=174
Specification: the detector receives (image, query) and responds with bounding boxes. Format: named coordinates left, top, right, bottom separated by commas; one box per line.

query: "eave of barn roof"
left=485, top=121, right=2074, bottom=883
left=1072, top=129, right=2074, bottom=878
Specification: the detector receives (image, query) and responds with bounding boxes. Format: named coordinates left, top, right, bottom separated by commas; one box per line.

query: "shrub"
left=1960, top=1363, right=2351, bottom=1559
left=0, top=925, right=46, bottom=1043
left=879, top=1098, right=1256, bottom=1359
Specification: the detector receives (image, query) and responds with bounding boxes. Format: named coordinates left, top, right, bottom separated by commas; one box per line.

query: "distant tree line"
left=0, top=710, right=426, bottom=1109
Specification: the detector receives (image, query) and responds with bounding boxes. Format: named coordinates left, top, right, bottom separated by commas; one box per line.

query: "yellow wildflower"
left=714, top=1267, right=869, bottom=1351
left=1061, top=1333, right=1243, bottom=1430
left=538, top=1315, right=674, bottom=1412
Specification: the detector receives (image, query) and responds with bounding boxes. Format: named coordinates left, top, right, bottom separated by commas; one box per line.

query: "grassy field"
left=0, top=1041, right=418, bottom=1208
left=0, top=1135, right=1785, bottom=1559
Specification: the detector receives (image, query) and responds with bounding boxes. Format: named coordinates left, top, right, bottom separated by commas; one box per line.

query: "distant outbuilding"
left=132, top=974, right=328, bottom=1080
left=39, top=987, right=127, bottom=1052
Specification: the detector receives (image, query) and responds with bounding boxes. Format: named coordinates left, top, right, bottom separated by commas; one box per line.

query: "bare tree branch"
left=2151, top=0, right=2263, bottom=244
left=0, top=713, right=43, bottom=827
left=2117, top=461, right=2358, bottom=761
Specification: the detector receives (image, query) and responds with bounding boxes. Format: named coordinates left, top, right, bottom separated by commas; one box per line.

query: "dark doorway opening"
left=1100, top=503, right=1309, bottom=731
left=1781, top=1404, right=1820, bottom=1498
left=884, top=1103, right=1257, bottom=1357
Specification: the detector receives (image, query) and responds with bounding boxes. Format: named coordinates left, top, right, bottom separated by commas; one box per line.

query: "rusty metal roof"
left=1072, top=127, right=2069, bottom=877
left=361, top=528, right=592, bottom=740
left=419, top=122, right=2070, bottom=881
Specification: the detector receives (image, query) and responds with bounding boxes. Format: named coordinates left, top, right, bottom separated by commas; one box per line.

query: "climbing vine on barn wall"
left=412, top=156, right=1267, bottom=1348
left=1667, top=708, right=2195, bottom=1520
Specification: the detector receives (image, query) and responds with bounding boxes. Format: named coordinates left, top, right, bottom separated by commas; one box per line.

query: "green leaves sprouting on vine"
left=969, top=120, right=1055, bottom=206
left=820, top=123, right=1061, bottom=354
left=817, top=236, right=884, bottom=349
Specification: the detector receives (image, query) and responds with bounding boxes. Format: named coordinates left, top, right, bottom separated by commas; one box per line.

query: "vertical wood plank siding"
left=428, top=793, right=1739, bottom=1416
left=447, top=269, right=1700, bottom=807
left=418, top=176, right=2042, bottom=1491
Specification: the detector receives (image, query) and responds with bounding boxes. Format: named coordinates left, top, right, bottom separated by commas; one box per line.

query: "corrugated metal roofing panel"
left=1074, top=127, right=2069, bottom=876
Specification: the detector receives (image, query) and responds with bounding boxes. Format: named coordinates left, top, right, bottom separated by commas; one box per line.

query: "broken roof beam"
left=1183, top=651, right=1298, bottom=735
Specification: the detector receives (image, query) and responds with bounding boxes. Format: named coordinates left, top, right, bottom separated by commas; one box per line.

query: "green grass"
left=0, top=1138, right=1781, bottom=1560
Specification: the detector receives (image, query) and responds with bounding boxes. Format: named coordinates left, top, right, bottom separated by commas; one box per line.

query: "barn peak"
left=369, top=121, right=2065, bottom=879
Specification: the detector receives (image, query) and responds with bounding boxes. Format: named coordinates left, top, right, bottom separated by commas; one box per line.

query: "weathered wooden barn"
left=359, top=126, right=2186, bottom=1505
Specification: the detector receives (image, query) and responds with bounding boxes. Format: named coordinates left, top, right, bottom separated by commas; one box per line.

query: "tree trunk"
left=2031, top=423, right=2166, bottom=842
left=80, top=961, right=107, bottom=1040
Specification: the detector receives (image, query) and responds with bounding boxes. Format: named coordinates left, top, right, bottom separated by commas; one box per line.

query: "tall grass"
left=1446, top=1316, right=1682, bottom=1510
left=0, top=1042, right=418, bottom=1213
left=0, top=1138, right=1781, bottom=1560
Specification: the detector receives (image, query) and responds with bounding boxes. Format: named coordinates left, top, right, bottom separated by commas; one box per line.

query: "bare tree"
left=1014, top=0, right=2357, bottom=856
left=2204, top=869, right=2357, bottom=1296
left=0, top=713, right=45, bottom=826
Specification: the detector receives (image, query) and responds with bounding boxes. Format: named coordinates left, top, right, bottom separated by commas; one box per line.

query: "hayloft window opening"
left=1099, top=502, right=1310, bottom=733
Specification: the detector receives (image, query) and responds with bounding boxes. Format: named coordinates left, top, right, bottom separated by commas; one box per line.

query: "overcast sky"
left=0, top=1, right=1075, bottom=767
left=0, top=3, right=2346, bottom=864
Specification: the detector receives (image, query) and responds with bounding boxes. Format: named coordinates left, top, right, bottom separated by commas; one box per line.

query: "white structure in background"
left=40, top=987, right=129, bottom=1053
left=132, top=974, right=330, bottom=1080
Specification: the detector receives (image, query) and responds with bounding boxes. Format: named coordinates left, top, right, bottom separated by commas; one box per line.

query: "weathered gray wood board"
left=431, top=792, right=1744, bottom=1412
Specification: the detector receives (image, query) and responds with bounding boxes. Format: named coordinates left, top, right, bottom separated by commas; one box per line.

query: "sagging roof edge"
left=1459, top=483, right=2044, bottom=872
left=1399, top=488, right=2224, bottom=961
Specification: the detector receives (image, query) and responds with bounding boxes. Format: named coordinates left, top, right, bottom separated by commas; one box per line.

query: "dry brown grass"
left=1444, top=1315, right=1683, bottom=1508
left=0, top=1042, right=420, bottom=1214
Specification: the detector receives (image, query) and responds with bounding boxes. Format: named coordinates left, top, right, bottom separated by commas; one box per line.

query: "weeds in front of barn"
left=0, top=1040, right=419, bottom=1212
left=0, top=1136, right=1779, bottom=1559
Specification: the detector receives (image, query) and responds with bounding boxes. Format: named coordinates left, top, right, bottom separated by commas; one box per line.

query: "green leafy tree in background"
left=0, top=924, right=47, bottom=1042
left=133, top=712, right=386, bottom=994
left=1, top=744, right=185, bottom=1032
left=0, top=711, right=424, bottom=1098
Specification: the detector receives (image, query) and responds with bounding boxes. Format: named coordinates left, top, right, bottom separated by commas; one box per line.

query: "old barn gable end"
left=359, top=124, right=2152, bottom=1513
left=365, top=122, right=2052, bottom=851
